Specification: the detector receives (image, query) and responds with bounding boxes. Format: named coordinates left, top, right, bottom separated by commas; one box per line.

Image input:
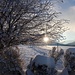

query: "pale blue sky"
left=58, top=0, right=75, bottom=43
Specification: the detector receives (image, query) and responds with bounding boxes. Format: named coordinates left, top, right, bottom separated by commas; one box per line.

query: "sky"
left=57, top=0, right=75, bottom=43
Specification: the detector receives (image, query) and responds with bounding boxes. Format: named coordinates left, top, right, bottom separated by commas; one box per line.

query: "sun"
left=43, top=35, right=49, bottom=43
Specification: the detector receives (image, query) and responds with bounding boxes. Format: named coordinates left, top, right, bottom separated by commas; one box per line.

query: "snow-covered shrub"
left=51, top=47, right=56, bottom=58
left=59, top=49, right=64, bottom=55
left=64, top=48, right=75, bottom=71
left=55, top=49, right=64, bottom=61
left=0, top=47, right=24, bottom=75
left=27, top=55, right=57, bottom=75
left=49, top=47, right=63, bottom=62
left=49, top=47, right=58, bottom=61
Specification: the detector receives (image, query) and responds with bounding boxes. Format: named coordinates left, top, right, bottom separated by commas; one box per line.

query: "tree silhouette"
left=0, top=0, right=67, bottom=49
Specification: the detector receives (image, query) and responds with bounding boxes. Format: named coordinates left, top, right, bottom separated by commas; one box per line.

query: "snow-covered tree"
left=0, top=0, right=67, bottom=49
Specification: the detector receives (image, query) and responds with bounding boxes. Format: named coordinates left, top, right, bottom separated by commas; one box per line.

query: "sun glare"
left=43, top=36, right=49, bottom=43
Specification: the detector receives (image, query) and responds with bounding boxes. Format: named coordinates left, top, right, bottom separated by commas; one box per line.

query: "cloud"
left=57, top=4, right=75, bottom=41
left=69, top=6, right=75, bottom=11
left=59, top=5, right=75, bottom=30
left=52, top=1, right=75, bottom=42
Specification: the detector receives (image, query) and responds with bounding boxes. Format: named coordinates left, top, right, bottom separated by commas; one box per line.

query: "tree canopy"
left=0, top=0, right=67, bottom=49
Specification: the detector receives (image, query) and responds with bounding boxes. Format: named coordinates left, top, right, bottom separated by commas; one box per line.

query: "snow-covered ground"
left=18, top=45, right=49, bottom=69
left=18, top=44, right=75, bottom=70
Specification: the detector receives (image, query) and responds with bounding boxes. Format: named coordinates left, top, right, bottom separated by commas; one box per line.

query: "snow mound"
left=32, top=55, right=55, bottom=68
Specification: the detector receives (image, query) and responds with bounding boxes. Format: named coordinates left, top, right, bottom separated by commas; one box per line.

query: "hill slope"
left=67, top=42, right=75, bottom=46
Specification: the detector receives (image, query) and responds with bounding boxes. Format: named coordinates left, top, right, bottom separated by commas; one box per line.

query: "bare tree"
left=0, top=0, right=67, bottom=49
